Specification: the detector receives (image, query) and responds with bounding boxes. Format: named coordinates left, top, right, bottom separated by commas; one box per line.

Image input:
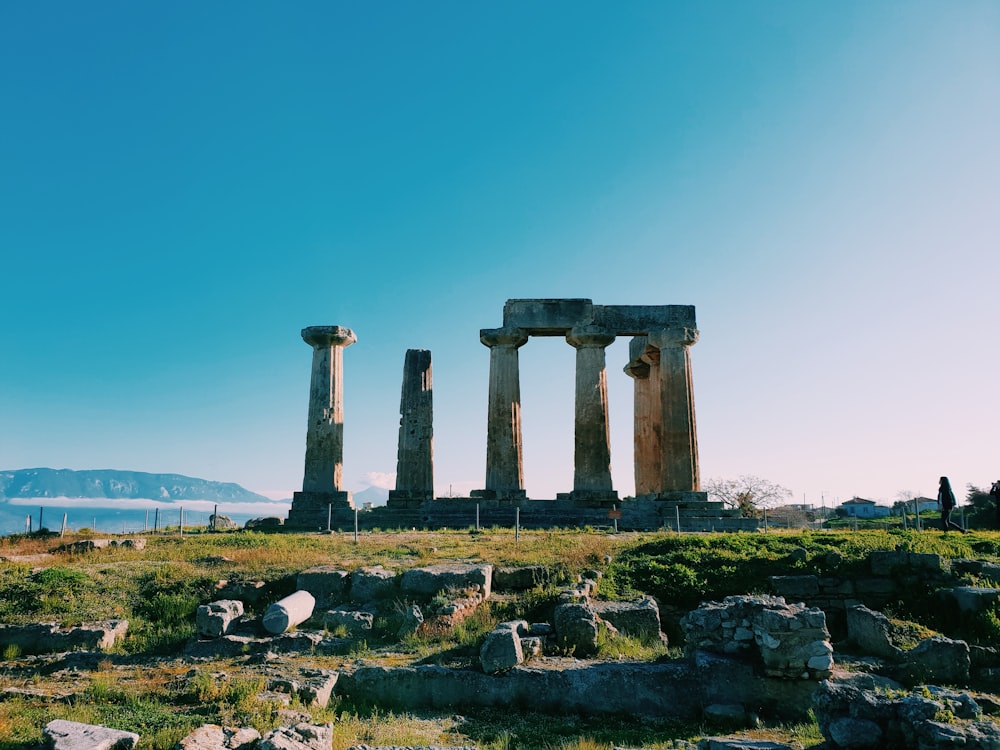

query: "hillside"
left=0, top=468, right=271, bottom=503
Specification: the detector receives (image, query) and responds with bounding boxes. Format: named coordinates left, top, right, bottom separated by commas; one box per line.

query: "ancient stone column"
left=476, top=327, right=528, bottom=501
left=566, top=327, right=617, bottom=501
left=624, top=336, right=662, bottom=497
left=388, top=349, right=434, bottom=506
left=301, top=326, right=356, bottom=493
left=647, top=327, right=700, bottom=493
left=287, top=325, right=356, bottom=528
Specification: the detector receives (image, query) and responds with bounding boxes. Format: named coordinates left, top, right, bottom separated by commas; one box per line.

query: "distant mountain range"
left=0, top=468, right=273, bottom=503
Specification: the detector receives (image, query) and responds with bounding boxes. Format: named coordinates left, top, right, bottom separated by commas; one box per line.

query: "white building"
left=839, top=497, right=891, bottom=518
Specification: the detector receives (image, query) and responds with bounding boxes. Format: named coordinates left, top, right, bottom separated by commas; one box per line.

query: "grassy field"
left=1, top=526, right=998, bottom=749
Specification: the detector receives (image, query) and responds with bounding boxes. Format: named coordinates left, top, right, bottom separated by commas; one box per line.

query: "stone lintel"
left=593, top=305, right=696, bottom=336
left=301, top=325, right=357, bottom=349
left=498, top=299, right=697, bottom=337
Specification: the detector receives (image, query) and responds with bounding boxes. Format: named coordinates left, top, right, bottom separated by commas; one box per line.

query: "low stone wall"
left=0, top=620, right=128, bottom=654
left=312, top=497, right=757, bottom=533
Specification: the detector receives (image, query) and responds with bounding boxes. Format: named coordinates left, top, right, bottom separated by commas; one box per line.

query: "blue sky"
left=1, top=2, right=997, bottom=507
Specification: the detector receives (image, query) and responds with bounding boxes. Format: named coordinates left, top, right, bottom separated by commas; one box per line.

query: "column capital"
left=480, top=327, right=529, bottom=348
left=301, top=325, right=357, bottom=349
left=648, top=327, right=699, bottom=348
left=566, top=326, right=616, bottom=349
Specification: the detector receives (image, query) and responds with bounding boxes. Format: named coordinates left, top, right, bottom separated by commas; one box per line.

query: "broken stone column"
left=648, top=326, right=700, bottom=493
left=388, top=349, right=434, bottom=506
left=474, top=327, right=528, bottom=502
left=564, top=327, right=617, bottom=503
left=263, top=590, right=316, bottom=634
left=287, top=325, right=356, bottom=529
left=624, top=336, right=662, bottom=497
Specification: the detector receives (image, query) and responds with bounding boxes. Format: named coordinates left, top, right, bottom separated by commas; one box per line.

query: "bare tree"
left=703, top=475, right=793, bottom=517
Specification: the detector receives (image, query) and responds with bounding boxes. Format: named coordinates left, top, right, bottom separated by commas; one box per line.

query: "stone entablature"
left=478, top=299, right=701, bottom=504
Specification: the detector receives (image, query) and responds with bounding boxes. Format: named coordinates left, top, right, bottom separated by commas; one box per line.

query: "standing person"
left=938, top=476, right=965, bottom=533
left=990, top=480, right=1000, bottom=528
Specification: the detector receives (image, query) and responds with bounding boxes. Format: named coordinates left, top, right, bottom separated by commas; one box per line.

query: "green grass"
left=4, top=527, right=1000, bottom=748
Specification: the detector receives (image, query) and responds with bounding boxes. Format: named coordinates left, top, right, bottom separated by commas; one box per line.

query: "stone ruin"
left=287, top=299, right=755, bottom=532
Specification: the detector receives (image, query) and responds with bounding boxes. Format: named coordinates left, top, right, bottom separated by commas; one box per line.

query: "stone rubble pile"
left=681, top=595, right=833, bottom=680
left=812, top=678, right=1000, bottom=749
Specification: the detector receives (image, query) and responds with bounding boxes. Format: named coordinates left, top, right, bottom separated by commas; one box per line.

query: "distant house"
left=913, top=497, right=939, bottom=512
left=839, top=497, right=891, bottom=518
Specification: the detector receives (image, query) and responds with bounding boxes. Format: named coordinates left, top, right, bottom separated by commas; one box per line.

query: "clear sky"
left=1, top=2, right=997, bottom=508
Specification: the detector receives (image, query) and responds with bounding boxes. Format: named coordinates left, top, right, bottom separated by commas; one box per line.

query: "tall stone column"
left=565, top=327, right=617, bottom=502
left=288, top=325, right=356, bottom=528
left=475, top=327, right=528, bottom=501
left=648, top=327, right=700, bottom=493
left=388, top=349, right=434, bottom=506
left=624, top=336, right=661, bottom=497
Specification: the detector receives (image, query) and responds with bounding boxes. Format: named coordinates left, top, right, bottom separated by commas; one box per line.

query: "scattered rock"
left=321, top=608, right=373, bottom=636
left=351, top=566, right=398, bottom=602
left=591, top=596, right=666, bottom=643
left=400, top=563, right=493, bottom=599
left=480, top=622, right=525, bottom=673
left=44, top=719, right=139, bottom=750
left=197, top=600, right=245, bottom=639
left=176, top=724, right=261, bottom=750
left=245, top=517, right=284, bottom=529
left=210, top=514, right=239, bottom=531
left=297, top=566, right=350, bottom=607
left=397, top=604, right=424, bottom=639
left=259, top=722, right=332, bottom=750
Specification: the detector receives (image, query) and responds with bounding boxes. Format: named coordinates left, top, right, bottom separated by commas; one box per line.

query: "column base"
left=556, top=489, right=620, bottom=508
left=639, top=491, right=709, bottom=503
left=287, top=491, right=354, bottom=529
left=471, top=489, right=527, bottom=505
left=387, top=489, right=435, bottom=509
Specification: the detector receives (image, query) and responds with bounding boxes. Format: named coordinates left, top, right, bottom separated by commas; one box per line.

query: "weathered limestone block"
left=591, top=596, right=666, bottom=642
left=400, top=563, right=493, bottom=599
left=197, top=600, right=245, bottom=639
left=769, top=575, right=819, bottom=601
left=397, top=604, right=424, bottom=639
left=270, top=632, right=324, bottom=654
left=351, top=566, right=397, bottom=602
left=260, top=722, right=333, bottom=750
left=321, top=608, right=373, bottom=636
left=210, top=514, right=239, bottom=530
left=176, top=724, right=261, bottom=750
left=554, top=602, right=606, bottom=657
left=493, top=565, right=549, bottom=591
left=245, top=517, right=284, bottom=529
left=942, top=586, right=1000, bottom=613
left=869, top=549, right=908, bottom=576
left=897, top=636, right=970, bottom=687
left=698, top=738, right=794, bottom=750
left=263, top=591, right=316, bottom=635
left=215, top=580, right=268, bottom=604
left=845, top=605, right=903, bottom=659
left=0, top=620, right=128, bottom=654
left=297, top=566, right=350, bottom=607
left=480, top=622, right=525, bottom=674
left=44, top=719, right=139, bottom=750
left=853, top=578, right=897, bottom=597
left=298, top=669, right=339, bottom=707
